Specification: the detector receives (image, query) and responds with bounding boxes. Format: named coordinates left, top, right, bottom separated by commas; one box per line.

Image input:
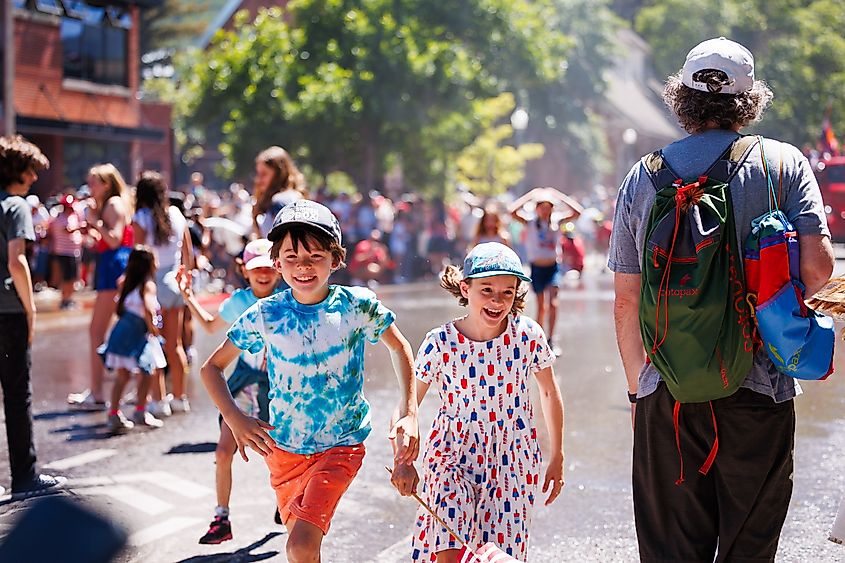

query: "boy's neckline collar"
left=283, top=285, right=336, bottom=311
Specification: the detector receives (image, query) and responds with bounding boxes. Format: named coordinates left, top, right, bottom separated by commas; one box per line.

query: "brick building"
left=1, top=0, right=172, bottom=197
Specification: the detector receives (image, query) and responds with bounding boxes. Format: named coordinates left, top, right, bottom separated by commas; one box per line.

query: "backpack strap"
left=643, top=135, right=760, bottom=189
left=706, top=135, right=759, bottom=184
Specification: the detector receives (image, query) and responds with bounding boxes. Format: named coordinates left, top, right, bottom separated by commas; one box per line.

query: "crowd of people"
left=0, top=35, right=840, bottom=563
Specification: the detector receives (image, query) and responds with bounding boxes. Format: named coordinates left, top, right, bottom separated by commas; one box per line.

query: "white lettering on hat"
left=281, top=208, right=319, bottom=223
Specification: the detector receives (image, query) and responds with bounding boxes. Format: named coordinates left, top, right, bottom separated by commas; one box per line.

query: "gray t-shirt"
left=0, top=190, right=36, bottom=314
left=608, top=129, right=830, bottom=403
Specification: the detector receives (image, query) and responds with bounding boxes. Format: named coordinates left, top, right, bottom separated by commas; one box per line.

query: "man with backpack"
left=609, top=38, right=834, bottom=562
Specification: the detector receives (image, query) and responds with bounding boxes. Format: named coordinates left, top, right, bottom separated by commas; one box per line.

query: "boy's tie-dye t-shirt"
left=227, top=285, right=395, bottom=454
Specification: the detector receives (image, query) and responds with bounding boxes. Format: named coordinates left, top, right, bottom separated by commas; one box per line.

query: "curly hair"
left=253, top=146, right=308, bottom=216
left=663, top=70, right=773, bottom=133
left=135, top=170, right=173, bottom=246
left=0, top=135, right=49, bottom=189
left=440, top=265, right=526, bottom=315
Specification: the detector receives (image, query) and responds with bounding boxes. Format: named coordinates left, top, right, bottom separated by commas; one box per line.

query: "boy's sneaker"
left=198, top=517, right=232, bottom=544
left=108, top=411, right=134, bottom=434
left=170, top=395, right=191, bottom=414
left=67, top=389, right=107, bottom=411
left=132, top=410, right=164, bottom=429
left=148, top=400, right=172, bottom=418
left=11, top=474, right=67, bottom=499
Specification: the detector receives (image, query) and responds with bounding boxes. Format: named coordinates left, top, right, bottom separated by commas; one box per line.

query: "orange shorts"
left=264, top=444, right=365, bottom=535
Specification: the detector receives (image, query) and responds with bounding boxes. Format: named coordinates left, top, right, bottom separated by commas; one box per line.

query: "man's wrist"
left=627, top=391, right=638, bottom=404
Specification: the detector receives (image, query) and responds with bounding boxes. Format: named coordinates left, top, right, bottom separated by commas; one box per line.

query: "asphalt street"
left=1, top=267, right=845, bottom=562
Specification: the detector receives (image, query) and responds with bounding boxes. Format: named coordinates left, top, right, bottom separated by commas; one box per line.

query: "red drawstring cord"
left=699, top=401, right=719, bottom=475
left=673, top=400, right=720, bottom=486
left=673, top=401, right=685, bottom=485
left=652, top=183, right=689, bottom=354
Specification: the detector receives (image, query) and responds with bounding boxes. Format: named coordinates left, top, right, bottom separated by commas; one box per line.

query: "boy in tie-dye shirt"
left=200, top=200, right=419, bottom=562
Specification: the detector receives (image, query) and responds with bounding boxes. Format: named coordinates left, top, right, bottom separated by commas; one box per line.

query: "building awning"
left=17, top=116, right=165, bottom=143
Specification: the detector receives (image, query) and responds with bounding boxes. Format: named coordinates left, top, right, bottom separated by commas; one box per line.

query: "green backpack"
left=639, top=136, right=758, bottom=404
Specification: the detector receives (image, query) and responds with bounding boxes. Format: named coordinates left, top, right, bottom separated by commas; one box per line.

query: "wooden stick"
left=385, top=466, right=469, bottom=549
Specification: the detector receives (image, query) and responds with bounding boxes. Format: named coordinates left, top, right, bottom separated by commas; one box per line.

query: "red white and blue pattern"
left=411, top=315, right=554, bottom=561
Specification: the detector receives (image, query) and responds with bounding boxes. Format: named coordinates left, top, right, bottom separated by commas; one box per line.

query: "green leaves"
left=172, top=0, right=618, bottom=194
left=635, top=0, right=845, bottom=147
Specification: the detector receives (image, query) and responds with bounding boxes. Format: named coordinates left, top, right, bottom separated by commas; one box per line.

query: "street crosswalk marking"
left=113, top=471, right=213, bottom=499
left=44, top=448, right=117, bottom=470
left=77, top=485, right=173, bottom=515
left=129, top=516, right=203, bottom=546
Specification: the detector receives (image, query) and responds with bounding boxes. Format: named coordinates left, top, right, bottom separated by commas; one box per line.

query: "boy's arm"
left=535, top=365, right=565, bottom=505
left=200, top=339, right=276, bottom=461
left=8, top=238, right=35, bottom=344
left=380, top=323, right=419, bottom=464
left=390, top=378, right=431, bottom=496
left=176, top=267, right=228, bottom=333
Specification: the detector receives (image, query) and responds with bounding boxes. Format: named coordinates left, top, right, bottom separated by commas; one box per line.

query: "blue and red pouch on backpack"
left=744, top=139, right=835, bottom=380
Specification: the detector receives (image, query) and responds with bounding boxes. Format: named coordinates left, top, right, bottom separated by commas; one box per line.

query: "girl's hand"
left=389, top=414, right=420, bottom=464
left=224, top=411, right=277, bottom=462
left=176, top=266, right=193, bottom=298
left=542, top=452, right=565, bottom=505
left=390, top=463, right=419, bottom=497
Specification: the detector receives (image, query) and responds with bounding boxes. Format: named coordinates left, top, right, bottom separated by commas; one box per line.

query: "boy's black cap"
left=267, top=199, right=342, bottom=245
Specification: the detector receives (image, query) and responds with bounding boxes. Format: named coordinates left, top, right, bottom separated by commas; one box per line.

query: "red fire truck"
left=814, top=156, right=845, bottom=242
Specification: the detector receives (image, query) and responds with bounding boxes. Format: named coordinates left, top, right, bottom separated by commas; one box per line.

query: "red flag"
left=822, top=115, right=840, bottom=156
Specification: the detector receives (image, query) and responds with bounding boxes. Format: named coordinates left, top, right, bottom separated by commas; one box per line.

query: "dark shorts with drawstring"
left=633, top=383, right=794, bottom=563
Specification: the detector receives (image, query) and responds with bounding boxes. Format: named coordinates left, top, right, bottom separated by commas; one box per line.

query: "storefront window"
left=60, top=6, right=129, bottom=86
left=62, top=139, right=130, bottom=188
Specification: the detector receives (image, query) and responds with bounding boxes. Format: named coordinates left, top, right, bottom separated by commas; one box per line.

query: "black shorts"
left=633, top=384, right=794, bottom=562
left=51, top=254, right=80, bottom=282
left=530, top=262, right=560, bottom=294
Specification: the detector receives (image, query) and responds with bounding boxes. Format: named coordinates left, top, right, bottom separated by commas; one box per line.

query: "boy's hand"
left=389, top=414, right=419, bottom=464
left=542, top=452, right=565, bottom=505
left=225, top=411, right=276, bottom=462
left=390, top=463, right=419, bottom=497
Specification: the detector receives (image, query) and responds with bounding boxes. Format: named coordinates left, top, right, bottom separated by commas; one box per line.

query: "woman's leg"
left=88, top=290, right=117, bottom=402
left=161, top=307, right=189, bottom=399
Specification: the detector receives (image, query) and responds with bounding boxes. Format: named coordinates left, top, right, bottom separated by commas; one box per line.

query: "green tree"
left=455, top=94, right=545, bottom=197
left=140, top=0, right=225, bottom=54
left=634, top=0, right=845, bottom=147
left=177, top=0, right=618, bottom=193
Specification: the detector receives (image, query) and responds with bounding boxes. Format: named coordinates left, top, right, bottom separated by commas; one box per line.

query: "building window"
left=60, top=5, right=129, bottom=86
left=63, top=139, right=130, bottom=188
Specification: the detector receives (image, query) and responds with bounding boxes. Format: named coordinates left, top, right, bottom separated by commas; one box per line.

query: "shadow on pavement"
left=50, top=421, right=114, bottom=442
left=34, top=409, right=94, bottom=421
left=167, top=442, right=218, bottom=455
left=176, top=532, right=285, bottom=562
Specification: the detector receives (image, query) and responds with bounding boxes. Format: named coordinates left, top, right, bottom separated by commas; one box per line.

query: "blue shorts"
left=95, top=247, right=131, bottom=291
left=530, top=263, right=560, bottom=294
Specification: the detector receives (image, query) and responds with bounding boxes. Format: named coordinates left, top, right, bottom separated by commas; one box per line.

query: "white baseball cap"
left=681, top=37, right=754, bottom=94
left=242, top=238, right=274, bottom=270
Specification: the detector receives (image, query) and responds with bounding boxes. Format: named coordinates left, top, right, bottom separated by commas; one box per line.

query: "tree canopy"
left=174, top=0, right=619, bottom=194
left=635, top=0, right=845, bottom=147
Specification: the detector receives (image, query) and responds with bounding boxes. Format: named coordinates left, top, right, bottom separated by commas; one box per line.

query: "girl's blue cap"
left=463, top=242, right=531, bottom=282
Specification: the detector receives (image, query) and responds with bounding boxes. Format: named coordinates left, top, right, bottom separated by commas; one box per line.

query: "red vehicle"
left=814, top=157, right=845, bottom=242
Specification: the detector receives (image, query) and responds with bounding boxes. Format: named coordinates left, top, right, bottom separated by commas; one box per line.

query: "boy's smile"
left=275, top=233, right=338, bottom=304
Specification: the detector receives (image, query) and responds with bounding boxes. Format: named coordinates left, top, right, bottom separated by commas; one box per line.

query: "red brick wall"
left=139, top=101, right=173, bottom=184
left=13, top=12, right=141, bottom=128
